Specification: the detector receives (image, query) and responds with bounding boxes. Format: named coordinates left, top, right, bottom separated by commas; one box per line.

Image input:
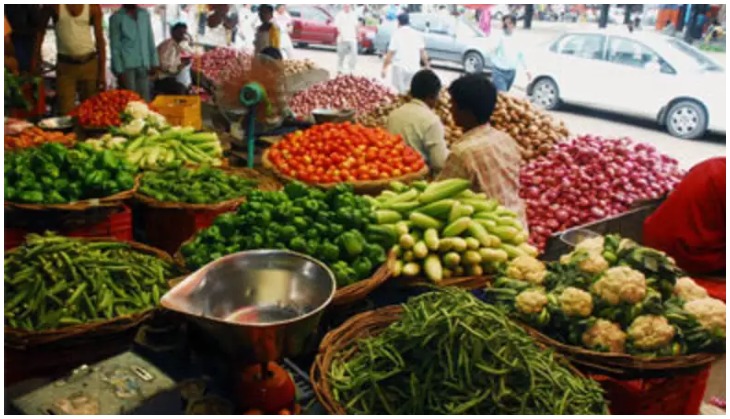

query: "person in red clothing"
left=643, top=157, right=725, bottom=292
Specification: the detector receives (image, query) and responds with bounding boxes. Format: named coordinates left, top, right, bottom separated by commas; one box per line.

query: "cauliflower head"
left=515, top=289, right=548, bottom=314
left=684, top=298, right=726, bottom=333
left=506, top=256, right=547, bottom=285
left=559, top=287, right=593, bottom=317
left=674, top=277, right=709, bottom=302
left=125, top=101, right=152, bottom=120
left=577, top=252, right=609, bottom=274
left=628, top=315, right=676, bottom=350
left=575, top=236, right=605, bottom=253
left=591, top=266, right=646, bottom=305
left=582, top=319, right=627, bottom=353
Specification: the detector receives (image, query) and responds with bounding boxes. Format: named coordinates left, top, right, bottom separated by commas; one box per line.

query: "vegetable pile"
left=5, top=142, right=137, bottom=204
left=115, top=101, right=170, bottom=137
left=485, top=234, right=726, bottom=356
left=329, top=288, right=608, bottom=415
left=138, top=166, right=258, bottom=204
left=4, top=126, right=75, bottom=151
left=192, top=47, right=250, bottom=82
left=492, top=94, right=569, bottom=161
left=5, top=233, right=179, bottom=331
left=5, top=69, right=41, bottom=111
left=357, top=91, right=463, bottom=145
left=282, top=58, right=319, bottom=77
left=180, top=183, right=387, bottom=287
left=267, top=122, right=425, bottom=184
left=521, top=136, right=684, bottom=250
left=288, top=75, right=396, bottom=117
left=370, top=180, right=536, bottom=283
left=69, top=90, right=144, bottom=128
left=87, top=127, right=224, bottom=169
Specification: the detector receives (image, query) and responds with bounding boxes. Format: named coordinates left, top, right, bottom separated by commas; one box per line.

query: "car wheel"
left=665, top=100, right=707, bottom=139
left=530, top=77, right=560, bottom=110
left=463, top=52, right=485, bottom=74
left=295, top=42, right=309, bottom=48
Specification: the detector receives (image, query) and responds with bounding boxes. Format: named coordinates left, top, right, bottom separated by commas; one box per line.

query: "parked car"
left=373, top=13, right=493, bottom=73
left=287, top=5, right=377, bottom=54
left=527, top=29, right=726, bottom=139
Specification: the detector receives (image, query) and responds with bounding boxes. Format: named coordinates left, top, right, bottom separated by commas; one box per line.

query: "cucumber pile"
left=370, top=179, right=536, bottom=283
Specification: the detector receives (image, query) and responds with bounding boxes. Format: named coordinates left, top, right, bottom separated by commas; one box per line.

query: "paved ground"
left=291, top=20, right=725, bottom=170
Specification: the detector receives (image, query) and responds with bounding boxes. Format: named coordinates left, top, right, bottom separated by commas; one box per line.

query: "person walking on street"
left=335, top=4, right=358, bottom=74
left=381, top=13, right=430, bottom=94
left=32, top=4, right=106, bottom=115
left=274, top=4, right=295, bottom=59
left=254, top=5, right=280, bottom=53
left=437, top=74, right=527, bottom=226
left=386, top=69, right=449, bottom=175
left=109, top=5, right=159, bottom=101
left=490, top=15, right=530, bottom=92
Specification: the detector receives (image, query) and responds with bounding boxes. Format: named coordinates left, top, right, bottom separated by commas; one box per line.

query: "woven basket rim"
left=261, top=148, right=429, bottom=191
left=310, top=304, right=588, bottom=415
left=4, top=175, right=140, bottom=212
left=134, top=166, right=282, bottom=210
left=5, top=237, right=184, bottom=349
left=394, top=274, right=492, bottom=291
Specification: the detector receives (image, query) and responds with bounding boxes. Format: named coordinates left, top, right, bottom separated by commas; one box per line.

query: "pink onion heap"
left=289, top=75, right=397, bottom=118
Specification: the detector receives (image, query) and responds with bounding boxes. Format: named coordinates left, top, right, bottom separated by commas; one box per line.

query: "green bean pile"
left=5, top=233, right=180, bottom=331
left=329, top=288, right=608, bottom=415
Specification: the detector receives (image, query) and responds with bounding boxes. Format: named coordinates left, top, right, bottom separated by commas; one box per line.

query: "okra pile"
left=5, top=233, right=180, bottom=331
left=369, top=179, right=536, bottom=282
left=329, top=288, right=608, bottom=414
left=138, top=165, right=258, bottom=204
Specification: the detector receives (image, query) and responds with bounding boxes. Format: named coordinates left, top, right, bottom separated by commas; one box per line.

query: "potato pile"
left=283, top=59, right=319, bottom=77
left=492, top=94, right=570, bottom=161
left=357, top=91, right=463, bottom=145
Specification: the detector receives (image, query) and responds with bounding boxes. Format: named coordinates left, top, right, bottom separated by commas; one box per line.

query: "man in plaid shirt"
left=437, top=74, right=527, bottom=227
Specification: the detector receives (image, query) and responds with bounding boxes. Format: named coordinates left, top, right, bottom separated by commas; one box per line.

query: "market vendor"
left=32, top=4, right=106, bottom=115
left=109, top=5, right=159, bottom=102
left=643, top=157, right=726, bottom=278
left=155, top=22, right=193, bottom=95
left=253, top=4, right=281, bottom=54
left=386, top=69, right=449, bottom=175
left=437, top=74, right=526, bottom=226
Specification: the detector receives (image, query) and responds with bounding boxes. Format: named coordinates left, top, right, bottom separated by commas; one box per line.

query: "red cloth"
left=693, top=277, right=726, bottom=302
left=643, top=157, right=726, bottom=276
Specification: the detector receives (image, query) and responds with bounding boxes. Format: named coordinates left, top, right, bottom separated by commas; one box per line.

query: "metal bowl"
left=311, top=108, right=355, bottom=124
left=560, top=228, right=601, bottom=248
left=160, top=250, right=336, bottom=362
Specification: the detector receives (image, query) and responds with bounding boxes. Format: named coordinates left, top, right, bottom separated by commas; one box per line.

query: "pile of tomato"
left=267, top=122, right=426, bottom=184
left=69, top=90, right=143, bottom=128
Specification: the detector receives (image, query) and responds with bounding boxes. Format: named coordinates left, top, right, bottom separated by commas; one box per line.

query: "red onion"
left=520, top=135, right=685, bottom=250
left=289, top=75, right=397, bottom=118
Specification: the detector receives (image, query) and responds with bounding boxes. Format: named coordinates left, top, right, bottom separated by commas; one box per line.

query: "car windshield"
left=459, top=19, right=483, bottom=37
left=666, top=38, right=723, bottom=71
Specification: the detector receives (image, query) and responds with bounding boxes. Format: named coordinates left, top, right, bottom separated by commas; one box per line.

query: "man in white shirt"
left=386, top=69, right=448, bottom=175
left=155, top=22, right=193, bottom=95
left=334, top=4, right=358, bottom=74
left=381, top=13, right=430, bottom=94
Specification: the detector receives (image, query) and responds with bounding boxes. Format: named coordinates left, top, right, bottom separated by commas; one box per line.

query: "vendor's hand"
left=148, top=67, right=159, bottom=77
left=98, top=77, right=107, bottom=91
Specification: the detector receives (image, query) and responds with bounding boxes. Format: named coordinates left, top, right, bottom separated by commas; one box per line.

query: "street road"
left=290, top=21, right=725, bottom=170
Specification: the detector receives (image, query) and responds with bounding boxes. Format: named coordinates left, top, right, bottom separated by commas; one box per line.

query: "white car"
left=527, top=29, right=726, bottom=139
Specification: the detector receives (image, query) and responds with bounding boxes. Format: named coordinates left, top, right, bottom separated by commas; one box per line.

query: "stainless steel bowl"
left=160, top=250, right=336, bottom=362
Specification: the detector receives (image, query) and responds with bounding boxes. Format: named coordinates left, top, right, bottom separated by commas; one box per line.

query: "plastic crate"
left=151, top=95, right=202, bottom=130
left=595, top=366, right=711, bottom=415
left=139, top=206, right=235, bottom=255
left=4, top=205, right=132, bottom=250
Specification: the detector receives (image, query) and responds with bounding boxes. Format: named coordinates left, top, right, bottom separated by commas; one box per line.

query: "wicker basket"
left=519, top=323, right=718, bottom=380
left=262, top=149, right=429, bottom=195
left=394, top=275, right=492, bottom=291
left=311, top=305, right=590, bottom=415
left=5, top=175, right=140, bottom=212
left=5, top=238, right=184, bottom=350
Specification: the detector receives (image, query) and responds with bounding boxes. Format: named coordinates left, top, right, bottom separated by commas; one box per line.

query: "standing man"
left=381, top=13, right=430, bottom=94
left=32, top=5, right=106, bottom=115
left=490, top=15, right=530, bottom=92
left=334, top=4, right=358, bottom=75
left=437, top=74, right=526, bottom=226
left=274, top=5, right=295, bottom=59
left=386, top=69, right=449, bottom=175
left=109, top=5, right=159, bottom=101
left=254, top=5, right=281, bottom=53
left=155, top=22, right=193, bottom=95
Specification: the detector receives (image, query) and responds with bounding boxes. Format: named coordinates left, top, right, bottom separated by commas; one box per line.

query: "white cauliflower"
left=674, top=277, right=709, bottom=302
left=684, top=298, right=726, bottom=333
left=575, top=236, right=605, bottom=253
left=119, top=118, right=146, bottom=136
left=591, top=266, right=646, bottom=305
left=125, top=101, right=152, bottom=120
left=146, top=111, right=169, bottom=129
left=515, top=289, right=548, bottom=314
left=506, top=256, right=547, bottom=285
left=582, top=319, right=627, bottom=353
left=628, top=315, right=676, bottom=350
left=559, top=287, right=593, bottom=317
left=577, top=252, right=609, bottom=274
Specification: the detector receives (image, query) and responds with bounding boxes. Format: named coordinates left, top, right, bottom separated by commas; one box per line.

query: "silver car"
left=374, top=13, right=493, bottom=73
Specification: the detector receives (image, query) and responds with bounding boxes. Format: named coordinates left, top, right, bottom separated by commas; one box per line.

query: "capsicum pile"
left=181, top=182, right=387, bottom=287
